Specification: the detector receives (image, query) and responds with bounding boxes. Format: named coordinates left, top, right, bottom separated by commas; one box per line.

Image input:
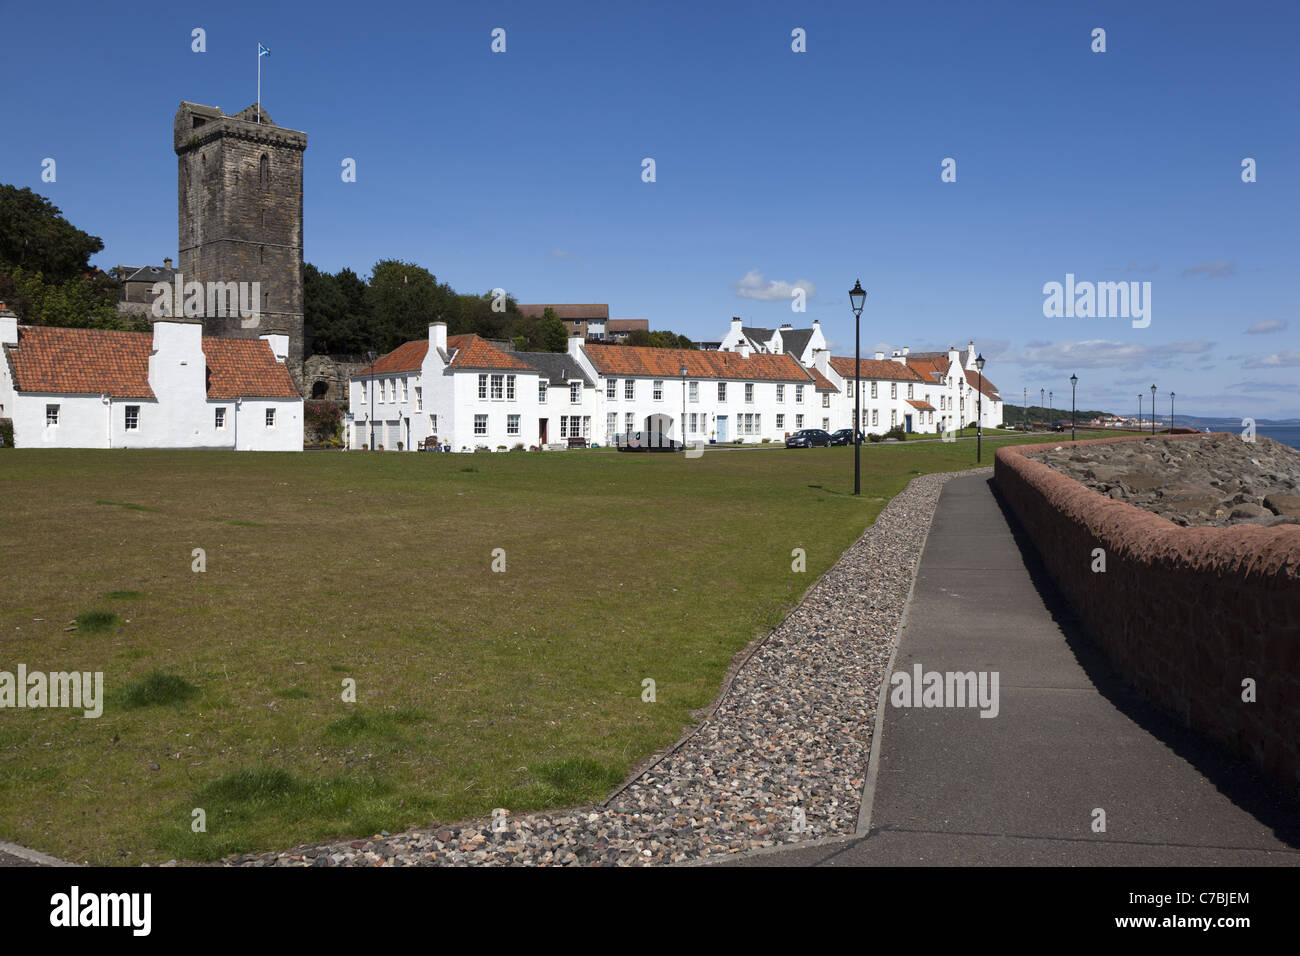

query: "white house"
left=0, top=307, right=303, bottom=450
left=347, top=323, right=827, bottom=450
left=717, top=317, right=828, bottom=366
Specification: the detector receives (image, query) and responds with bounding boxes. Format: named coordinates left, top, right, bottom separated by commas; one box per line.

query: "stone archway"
left=311, top=380, right=330, bottom=399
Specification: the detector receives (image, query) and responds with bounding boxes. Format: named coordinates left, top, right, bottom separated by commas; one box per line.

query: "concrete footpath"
left=726, top=473, right=1300, bottom=866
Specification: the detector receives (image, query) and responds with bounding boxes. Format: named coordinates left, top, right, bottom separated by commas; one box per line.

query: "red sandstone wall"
left=994, top=434, right=1300, bottom=799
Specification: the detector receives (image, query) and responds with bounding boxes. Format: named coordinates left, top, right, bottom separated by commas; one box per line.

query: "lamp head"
left=848, top=279, right=866, bottom=315
left=975, top=353, right=985, bottom=371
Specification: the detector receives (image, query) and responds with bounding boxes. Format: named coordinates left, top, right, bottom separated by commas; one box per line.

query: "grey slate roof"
left=516, top=351, right=595, bottom=386
left=779, top=328, right=813, bottom=359
left=121, top=265, right=177, bottom=284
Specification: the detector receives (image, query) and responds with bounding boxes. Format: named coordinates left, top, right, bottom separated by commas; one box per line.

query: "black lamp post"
left=849, top=279, right=867, bottom=495
left=1137, top=393, right=1142, bottom=430
left=975, top=353, right=985, bottom=462
left=1048, top=390, right=1053, bottom=426
left=680, top=363, right=688, bottom=450
left=1070, top=373, right=1078, bottom=441
left=1040, top=387, right=1045, bottom=429
left=367, top=349, right=377, bottom=451
left=1170, top=391, right=1175, bottom=430
left=1150, top=384, right=1157, bottom=434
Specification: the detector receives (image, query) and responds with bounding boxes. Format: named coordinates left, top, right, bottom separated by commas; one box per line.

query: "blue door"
left=905, top=414, right=913, bottom=433
left=717, top=416, right=728, bottom=441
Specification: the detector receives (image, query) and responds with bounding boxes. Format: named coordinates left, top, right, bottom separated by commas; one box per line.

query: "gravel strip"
left=219, top=467, right=984, bottom=867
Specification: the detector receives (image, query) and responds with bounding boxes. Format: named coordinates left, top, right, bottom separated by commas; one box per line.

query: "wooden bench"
left=567, top=436, right=588, bottom=449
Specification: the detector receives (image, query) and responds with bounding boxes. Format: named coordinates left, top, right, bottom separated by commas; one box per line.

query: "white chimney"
left=260, top=331, right=289, bottom=363
left=429, top=321, right=447, bottom=354
left=779, top=323, right=793, bottom=331
left=811, top=348, right=829, bottom=373
left=567, top=334, right=584, bottom=359
left=874, top=351, right=884, bottom=361
left=163, top=257, right=173, bottom=270
left=966, top=341, right=976, bottom=369
left=902, top=346, right=909, bottom=357
left=0, top=302, right=16, bottom=346
left=738, top=340, right=752, bottom=358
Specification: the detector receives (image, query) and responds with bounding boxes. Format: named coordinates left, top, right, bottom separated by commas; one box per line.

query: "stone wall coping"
left=996, top=433, right=1300, bottom=582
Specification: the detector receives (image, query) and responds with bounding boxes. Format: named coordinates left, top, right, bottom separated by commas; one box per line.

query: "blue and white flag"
left=258, top=43, right=271, bottom=57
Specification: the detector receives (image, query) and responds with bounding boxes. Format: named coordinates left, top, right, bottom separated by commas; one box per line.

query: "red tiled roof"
left=369, top=340, right=429, bottom=374
left=584, top=344, right=811, bottom=382
left=906, top=355, right=950, bottom=383
left=806, top=367, right=839, bottom=392
left=447, top=334, right=532, bottom=371
left=964, top=368, right=1001, bottom=401
left=5, top=325, right=298, bottom=400
left=829, top=356, right=925, bottom=382
left=202, top=337, right=300, bottom=399
left=907, top=399, right=936, bottom=411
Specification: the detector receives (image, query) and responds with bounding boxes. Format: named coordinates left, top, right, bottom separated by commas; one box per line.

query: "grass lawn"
left=0, top=434, right=1064, bottom=864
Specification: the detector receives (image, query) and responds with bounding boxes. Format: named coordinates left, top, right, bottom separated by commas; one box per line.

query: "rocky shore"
left=1031, top=434, right=1300, bottom=527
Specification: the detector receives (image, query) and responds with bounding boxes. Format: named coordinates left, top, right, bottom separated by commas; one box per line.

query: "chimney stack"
left=429, top=321, right=448, bottom=354
left=164, top=257, right=173, bottom=270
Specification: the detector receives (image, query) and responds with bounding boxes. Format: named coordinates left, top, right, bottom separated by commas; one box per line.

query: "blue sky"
left=4, top=0, right=1297, bottom=418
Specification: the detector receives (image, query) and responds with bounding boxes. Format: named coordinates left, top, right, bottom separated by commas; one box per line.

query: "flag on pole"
left=256, top=44, right=271, bottom=124
left=259, top=43, right=271, bottom=57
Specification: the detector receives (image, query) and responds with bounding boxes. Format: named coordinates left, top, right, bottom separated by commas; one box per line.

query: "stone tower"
left=174, top=101, right=306, bottom=381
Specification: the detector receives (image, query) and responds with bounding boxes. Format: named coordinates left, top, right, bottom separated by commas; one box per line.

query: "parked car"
left=785, top=429, right=833, bottom=448
left=1051, top=421, right=1066, bottom=432
left=829, top=428, right=866, bottom=446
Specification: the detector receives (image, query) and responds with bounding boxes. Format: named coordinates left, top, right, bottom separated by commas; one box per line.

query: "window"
left=607, top=378, right=617, bottom=400
left=559, top=416, right=569, bottom=439
left=653, top=380, right=664, bottom=401
left=478, top=375, right=488, bottom=400
left=796, top=414, right=804, bottom=429
left=359, top=381, right=367, bottom=403
left=846, top=382, right=853, bottom=398
left=215, top=407, right=226, bottom=429
left=689, top=413, right=697, bottom=433
left=430, top=414, right=437, bottom=433
left=607, top=412, right=616, bottom=437
left=891, top=382, right=897, bottom=399
left=582, top=416, right=591, bottom=438
left=823, top=417, right=830, bottom=431
left=265, top=408, right=276, bottom=428
left=507, top=414, right=520, bottom=435
left=490, top=374, right=504, bottom=400
left=625, top=412, right=634, bottom=434
left=539, top=380, right=548, bottom=402
left=570, top=382, right=581, bottom=404
left=717, top=382, right=727, bottom=402
left=924, top=393, right=930, bottom=406
left=259, top=153, right=269, bottom=189
left=872, top=409, right=879, bottom=427
left=871, top=382, right=878, bottom=399
left=125, top=405, right=140, bottom=430
left=745, top=383, right=754, bottom=403
left=474, top=414, right=487, bottom=436
left=400, top=379, right=408, bottom=403
left=908, top=384, right=914, bottom=399
left=689, top=381, right=699, bottom=403
left=776, top=413, right=785, bottom=429
left=795, top=385, right=804, bottom=403
left=624, top=379, right=634, bottom=400
left=414, top=387, right=422, bottom=411
left=822, top=392, right=830, bottom=408
left=776, top=384, right=785, bottom=402
left=891, top=409, right=898, bottom=427
left=506, top=375, right=516, bottom=400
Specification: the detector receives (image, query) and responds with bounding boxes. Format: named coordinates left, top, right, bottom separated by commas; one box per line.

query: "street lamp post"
left=1150, top=384, right=1157, bottom=434
left=1138, top=393, right=1142, bottom=430
left=680, top=363, right=688, bottom=451
left=1048, top=390, right=1053, bottom=426
left=1070, top=373, right=1078, bottom=441
left=849, top=279, right=867, bottom=496
left=975, top=354, right=985, bottom=462
left=1040, top=388, right=1045, bottom=430
left=367, top=349, right=377, bottom=451
left=1170, top=391, right=1175, bottom=430
left=1023, top=386, right=1027, bottom=432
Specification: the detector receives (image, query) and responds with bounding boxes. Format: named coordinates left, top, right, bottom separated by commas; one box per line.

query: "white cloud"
left=1243, top=350, right=1300, bottom=369
left=733, top=269, right=817, bottom=302
left=1007, top=339, right=1213, bottom=369
left=1182, top=260, right=1235, bottom=278
left=1245, top=319, right=1287, bottom=334
left=547, top=249, right=578, bottom=261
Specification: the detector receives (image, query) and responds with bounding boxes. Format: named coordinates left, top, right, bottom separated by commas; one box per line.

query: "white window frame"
left=891, top=382, right=897, bottom=399
left=871, top=382, right=878, bottom=399
left=607, top=378, right=617, bottom=400
left=414, top=386, right=422, bottom=411
left=624, top=379, right=634, bottom=400
left=795, top=414, right=804, bottom=429
left=776, top=413, right=784, bottom=429
left=265, top=408, right=276, bottom=428
left=474, top=414, right=488, bottom=436
left=506, top=375, right=516, bottom=400
left=717, top=382, right=727, bottom=402
left=539, top=380, right=548, bottom=402
left=689, top=381, right=699, bottom=403
left=776, top=384, right=785, bottom=402
left=478, top=374, right=488, bottom=400
left=215, top=407, right=226, bottom=429
left=653, top=380, right=664, bottom=401
left=124, top=405, right=140, bottom=430
left=795, top=385, right=804, bottom=403
left=745, top=383, right=754, bottom=403
left=507, top=414, right=520, bottom=435
left=490, top=374, right=504, bottom=400
left=570, top=381, right=581, bottom=404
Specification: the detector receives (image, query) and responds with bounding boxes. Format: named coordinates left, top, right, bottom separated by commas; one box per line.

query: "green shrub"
left=75, top=610, right=121, bottom=633
left=0, top=419, right=13, bottom=449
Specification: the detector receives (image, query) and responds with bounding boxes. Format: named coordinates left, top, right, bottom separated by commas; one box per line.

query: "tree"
left=539, top=307, right=568, bottom=352
left=366, top=260, right=455, bottom=351
left=0, top=185, right=105, bottom=283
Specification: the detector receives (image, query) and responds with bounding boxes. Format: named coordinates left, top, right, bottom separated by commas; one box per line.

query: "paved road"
left=725, top=473, right=1300, bottom=866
